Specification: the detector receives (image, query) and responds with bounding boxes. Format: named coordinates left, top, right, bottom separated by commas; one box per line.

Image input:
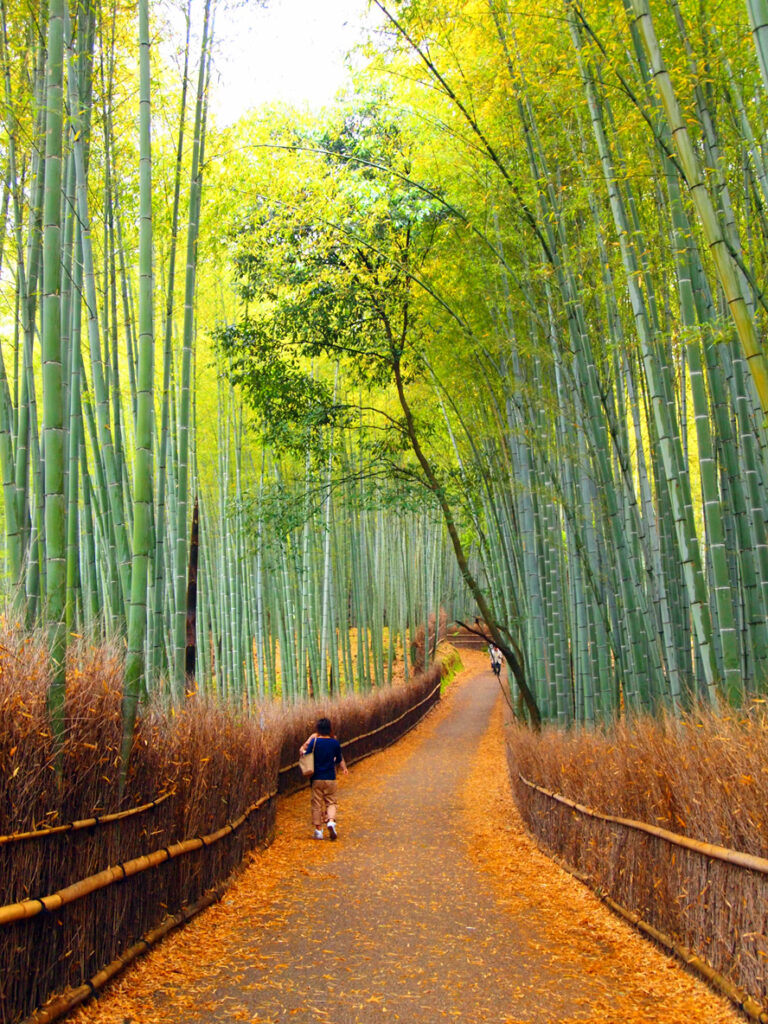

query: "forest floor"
left=71, top=652, right=742, bottom=1024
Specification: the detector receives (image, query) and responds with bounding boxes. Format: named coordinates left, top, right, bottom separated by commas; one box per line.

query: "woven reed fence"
left=506, top=743, right=768, bottom=1020
left=0, top=768, right=276, bottom=1024
left=0, top=662, right=444, bottom=1024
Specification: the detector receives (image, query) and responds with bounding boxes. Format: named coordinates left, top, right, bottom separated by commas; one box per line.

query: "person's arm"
left=335, top=740, right=349, bottom=774
left=299, top=733, right=317, bottom=755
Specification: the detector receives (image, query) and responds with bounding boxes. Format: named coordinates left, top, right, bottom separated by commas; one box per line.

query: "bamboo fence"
left=0, top=793, right=172, bottom=846
left=508, top=745, right=768, bottom=1012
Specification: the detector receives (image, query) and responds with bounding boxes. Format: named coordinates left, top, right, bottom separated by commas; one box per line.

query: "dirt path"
left=73, top=655, right=741, bottom=1024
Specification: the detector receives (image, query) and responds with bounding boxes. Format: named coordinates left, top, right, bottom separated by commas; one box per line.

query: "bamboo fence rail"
left=0, top=790, right=276, bottom=927
left=2, top=669, right=443, bottom=931
left=516, top=769, right=768, bottom=874
left=344, top=677, right=442, bottom=748
left=601, top=893, right=768, bottom=1024
left=0, top=792, right=172, bottom=846
left=509, top=745, right=768, bottom=1014
left=3, top=672, right=441, bottom=928
left=541, top=840, right=768, bottom=1024
left=26, top=880, right=230, bottom=1024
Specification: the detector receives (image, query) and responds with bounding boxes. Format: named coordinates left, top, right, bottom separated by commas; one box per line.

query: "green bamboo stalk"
left=65, top=224, right=83, bottom=634
left=42, top=0, right=66, bottom=736
left=174, top=0, right=212, bottom=693
left=152, top=0, right=191, bottom=679
left=69, top=65, right=130, bottom=617
left=122, top=0, right=155, bottom=770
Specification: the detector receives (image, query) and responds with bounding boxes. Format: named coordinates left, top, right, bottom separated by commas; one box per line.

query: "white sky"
left=207, top=0, right=375, bottom=124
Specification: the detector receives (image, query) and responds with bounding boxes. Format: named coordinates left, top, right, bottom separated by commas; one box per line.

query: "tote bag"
left=299, top=740, right=315, bottom=777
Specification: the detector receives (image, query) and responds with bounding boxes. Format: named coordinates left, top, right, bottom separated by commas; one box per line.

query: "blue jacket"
left=307, top=735, right=343, bottom=780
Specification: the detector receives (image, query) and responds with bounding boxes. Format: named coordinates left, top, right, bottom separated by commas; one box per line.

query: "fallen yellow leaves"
left=462, top=699, right=743, bottom=1024
left=65, top=653, right=741, bottom=1024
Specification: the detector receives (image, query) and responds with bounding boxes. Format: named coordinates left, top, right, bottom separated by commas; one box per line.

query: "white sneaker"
left=313, top=828, right=324, bottom=840
left=327, top=821, right=337, bottom=841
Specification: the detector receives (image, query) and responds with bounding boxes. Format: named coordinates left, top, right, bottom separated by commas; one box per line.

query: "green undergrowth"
left=438, top=643, right=463, bottom=692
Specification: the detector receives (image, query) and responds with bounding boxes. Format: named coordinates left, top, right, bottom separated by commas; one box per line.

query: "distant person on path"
left=489, top=644, right=503, bottom=677
left=299, top=717, right=348, bottom=840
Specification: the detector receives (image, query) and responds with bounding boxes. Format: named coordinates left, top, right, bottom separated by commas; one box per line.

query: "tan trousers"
left=311, top=779, right=338, bottom=827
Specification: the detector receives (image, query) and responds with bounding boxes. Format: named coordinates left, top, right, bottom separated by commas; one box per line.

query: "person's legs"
left=324, top=780, right=339, bottom=839
left=311, top=783, right=325, bottom=835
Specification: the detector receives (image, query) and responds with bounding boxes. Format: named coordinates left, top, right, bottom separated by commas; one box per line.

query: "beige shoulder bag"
left=299, top=737, right=316, bottom=777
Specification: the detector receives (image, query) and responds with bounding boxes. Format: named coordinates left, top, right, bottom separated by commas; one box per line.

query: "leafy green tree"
left=217, top=103, right=542, bottom=725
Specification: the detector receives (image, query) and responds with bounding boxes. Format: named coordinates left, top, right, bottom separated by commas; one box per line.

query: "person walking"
left=489, top=643, right=503, bottom=677
left=299, top=717, right=348, bottom=840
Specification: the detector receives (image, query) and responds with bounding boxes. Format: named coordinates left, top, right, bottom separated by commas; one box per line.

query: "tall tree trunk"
left=391, top=354, right=541, bottom=727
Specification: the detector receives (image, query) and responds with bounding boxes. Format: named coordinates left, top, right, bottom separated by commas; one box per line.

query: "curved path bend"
left=74, top=654, right=740, bottom=1024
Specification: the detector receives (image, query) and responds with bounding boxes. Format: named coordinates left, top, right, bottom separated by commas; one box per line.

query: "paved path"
left=194, top=669, right=577, bottom=1023
left=74, top=660, right=741, bottom=1024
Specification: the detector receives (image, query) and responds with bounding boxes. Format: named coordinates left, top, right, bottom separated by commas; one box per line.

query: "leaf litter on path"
left=462, top=698, right=743, bottom=1024
left=71, top=652, right=741, bottom=1024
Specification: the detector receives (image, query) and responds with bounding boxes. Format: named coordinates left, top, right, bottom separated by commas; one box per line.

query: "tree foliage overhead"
left=216, top=99, right=455, bottom=459
left=214, top=0, right=768, bottom=724
left=5, top=0, right=768, bottom=729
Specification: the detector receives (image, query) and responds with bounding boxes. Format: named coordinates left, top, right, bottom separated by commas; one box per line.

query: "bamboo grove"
left=196, top=389, right=464, bottom=701
left=0, top=0, right=217, bottom=742
left=342, top=0, right=768, bottom=723
left=211, top=0, right=768, bottom=725
left=0, top=0, right=460, bottom=739
left=3, top=0, right=768, bottom=735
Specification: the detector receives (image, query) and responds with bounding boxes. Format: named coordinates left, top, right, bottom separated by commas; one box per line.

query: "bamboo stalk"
left=174, top=0, right=212, bottom=694
left=41, top=0, right=67, bottom=738
left=122, top=0, right=155, bottom=768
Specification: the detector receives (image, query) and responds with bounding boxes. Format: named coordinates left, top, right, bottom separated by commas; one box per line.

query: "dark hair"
left=316, top=717, right=332, bottom=736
